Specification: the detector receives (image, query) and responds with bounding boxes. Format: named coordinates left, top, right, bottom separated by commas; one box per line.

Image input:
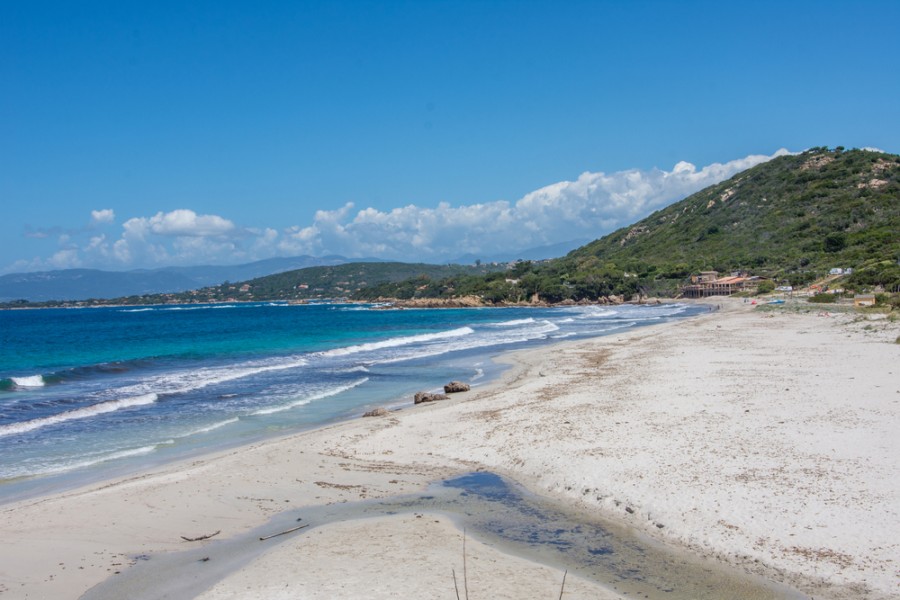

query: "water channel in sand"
left=81, top=472, right=807, bottom=600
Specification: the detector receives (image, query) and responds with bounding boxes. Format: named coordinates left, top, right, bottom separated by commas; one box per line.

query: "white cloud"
left=4, top=150, right=793, bottom=274
left=145, top=209, right=235, bottom=237
left=278, top=149, right=791, bottom=261
left=69, top=209, right=237, bottom=268
left=91, top=209, right=115, bottom=224
left=48, top=248, right=81, bottom=269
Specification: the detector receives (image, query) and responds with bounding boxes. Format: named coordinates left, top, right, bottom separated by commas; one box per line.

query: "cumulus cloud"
left=279, top=149, right=791, bottom=261
left=100, top=209, right=238, bottom=266
left=6, top=150, right=792, bottom=273
left=154, top=209, right=234, bottom=236
left=91, top=209, right=115, bottom=224
left=48, top=248, right=82, bottom=269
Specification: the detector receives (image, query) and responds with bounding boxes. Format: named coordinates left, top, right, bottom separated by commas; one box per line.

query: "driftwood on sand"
left=259, top=523, right=309, bottom=541
left=180, top=530, right=221, bottom=542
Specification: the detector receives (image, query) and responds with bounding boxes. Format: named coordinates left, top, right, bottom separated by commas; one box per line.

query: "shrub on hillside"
left=756, top=280, right=775, bottom=294
left=809, top=293, right=840, bottom=303
left=875, top=293, right=900, bottom=309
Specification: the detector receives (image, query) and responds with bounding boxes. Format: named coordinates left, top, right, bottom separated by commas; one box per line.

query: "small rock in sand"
left=443, top=381, right=471, bottom=393
left=362, top=407, right=389, bottom=417
left=414, top=392, right=450, bottom=404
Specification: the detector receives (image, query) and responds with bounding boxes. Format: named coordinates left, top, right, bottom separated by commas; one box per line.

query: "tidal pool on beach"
left=81, top=471, right=806, bottom=600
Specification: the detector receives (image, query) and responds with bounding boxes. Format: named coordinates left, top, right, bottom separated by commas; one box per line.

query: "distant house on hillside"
left=853, top=294, right=876, bottom=307
left=690, top=271, right=719, bottom=284
left=682, top=271, right=761, bottom=298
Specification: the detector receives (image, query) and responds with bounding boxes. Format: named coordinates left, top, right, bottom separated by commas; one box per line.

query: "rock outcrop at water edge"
left=444, top=381, right=471, bottom=393
left=414, top=391, right=449, bottom=404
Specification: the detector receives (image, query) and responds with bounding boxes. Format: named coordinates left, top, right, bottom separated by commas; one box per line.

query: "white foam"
left=575, top=307, right=617, bottom=319
left=184, top=417, right=240, bottom=436
left=360, top=319, right=562, bottom=366
left=114, top=356, right=310, bottom=398
left=374, top=327, right=551, bottom=364
left=251, top=378, right=369, bottom=416
left=251, top=399, right=312, bottom=416
left=160, top=304, right=237, bottom=311
left=535, top=320, right=560, bottom=333
left=4, top=443, right=167, bottom=479
left=322, top=327, right=475, bottom=357
left=0, top=393, right=158, bottom=438
left=582, top=322, right=636, bottom=335
left=486, top=318, right=536, bottom=327
left=11, top=375, right=45, bottom=388
left=119, top=307, right=155, bottom=313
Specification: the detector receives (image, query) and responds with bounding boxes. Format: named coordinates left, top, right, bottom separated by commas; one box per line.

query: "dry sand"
left=1, top=298, right=898, bottom=599
left=197, top=514, right=612, bottom=600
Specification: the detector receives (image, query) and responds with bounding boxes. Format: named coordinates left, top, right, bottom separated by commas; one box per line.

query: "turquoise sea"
left=0, top=301, right=703, bottom=500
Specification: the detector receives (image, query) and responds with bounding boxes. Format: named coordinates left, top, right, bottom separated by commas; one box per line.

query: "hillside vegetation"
left=0, top=256, right=353, bottom=302
left=4, top=147, right=896, bottom=309
left=356, top=147, right=900, bottom=303
left=570, top=147, right=899, bottom=287
left=0, top=262, right=502, bottom=307
left=218, top=262, right=502, bottom=301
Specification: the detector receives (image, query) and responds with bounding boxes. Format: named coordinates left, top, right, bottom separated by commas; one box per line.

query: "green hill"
left=0, top=262, right=505, bottom=307
left=350, top=147, right=900, bottom=303
left=219, top=262, right=502, bottom=301
left=569, top=146, right=899, bottom=287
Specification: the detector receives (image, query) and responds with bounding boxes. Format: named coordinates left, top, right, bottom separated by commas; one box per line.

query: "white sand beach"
left=1, top=299, right=898, bottom=599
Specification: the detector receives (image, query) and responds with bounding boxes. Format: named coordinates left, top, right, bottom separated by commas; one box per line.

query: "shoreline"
left=1, top=298, right=898, bottom=599
left=0, top=301, right=699, bottom=505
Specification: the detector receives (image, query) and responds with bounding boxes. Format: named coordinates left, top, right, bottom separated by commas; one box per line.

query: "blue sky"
left=2, top=0, right=898, bottom=273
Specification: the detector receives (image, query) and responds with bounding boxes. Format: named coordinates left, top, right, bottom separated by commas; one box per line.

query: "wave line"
left=0, top=393, right=159, bottom=438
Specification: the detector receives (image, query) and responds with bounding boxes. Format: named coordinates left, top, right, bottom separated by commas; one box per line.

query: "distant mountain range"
left=449, top=239, right=591, bottom=265
left=0, top=237, right=589, bottom=302
left=0, top=255, right=355, bottom=302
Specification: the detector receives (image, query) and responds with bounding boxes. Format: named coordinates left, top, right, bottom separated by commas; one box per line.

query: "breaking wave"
left=0, top=393, right=159, bottom=438
left=322, top=327, right=475, bottom=358
left=10, top=375, right=46, bottom=388
left=251, top=378, right=369, bottom=416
